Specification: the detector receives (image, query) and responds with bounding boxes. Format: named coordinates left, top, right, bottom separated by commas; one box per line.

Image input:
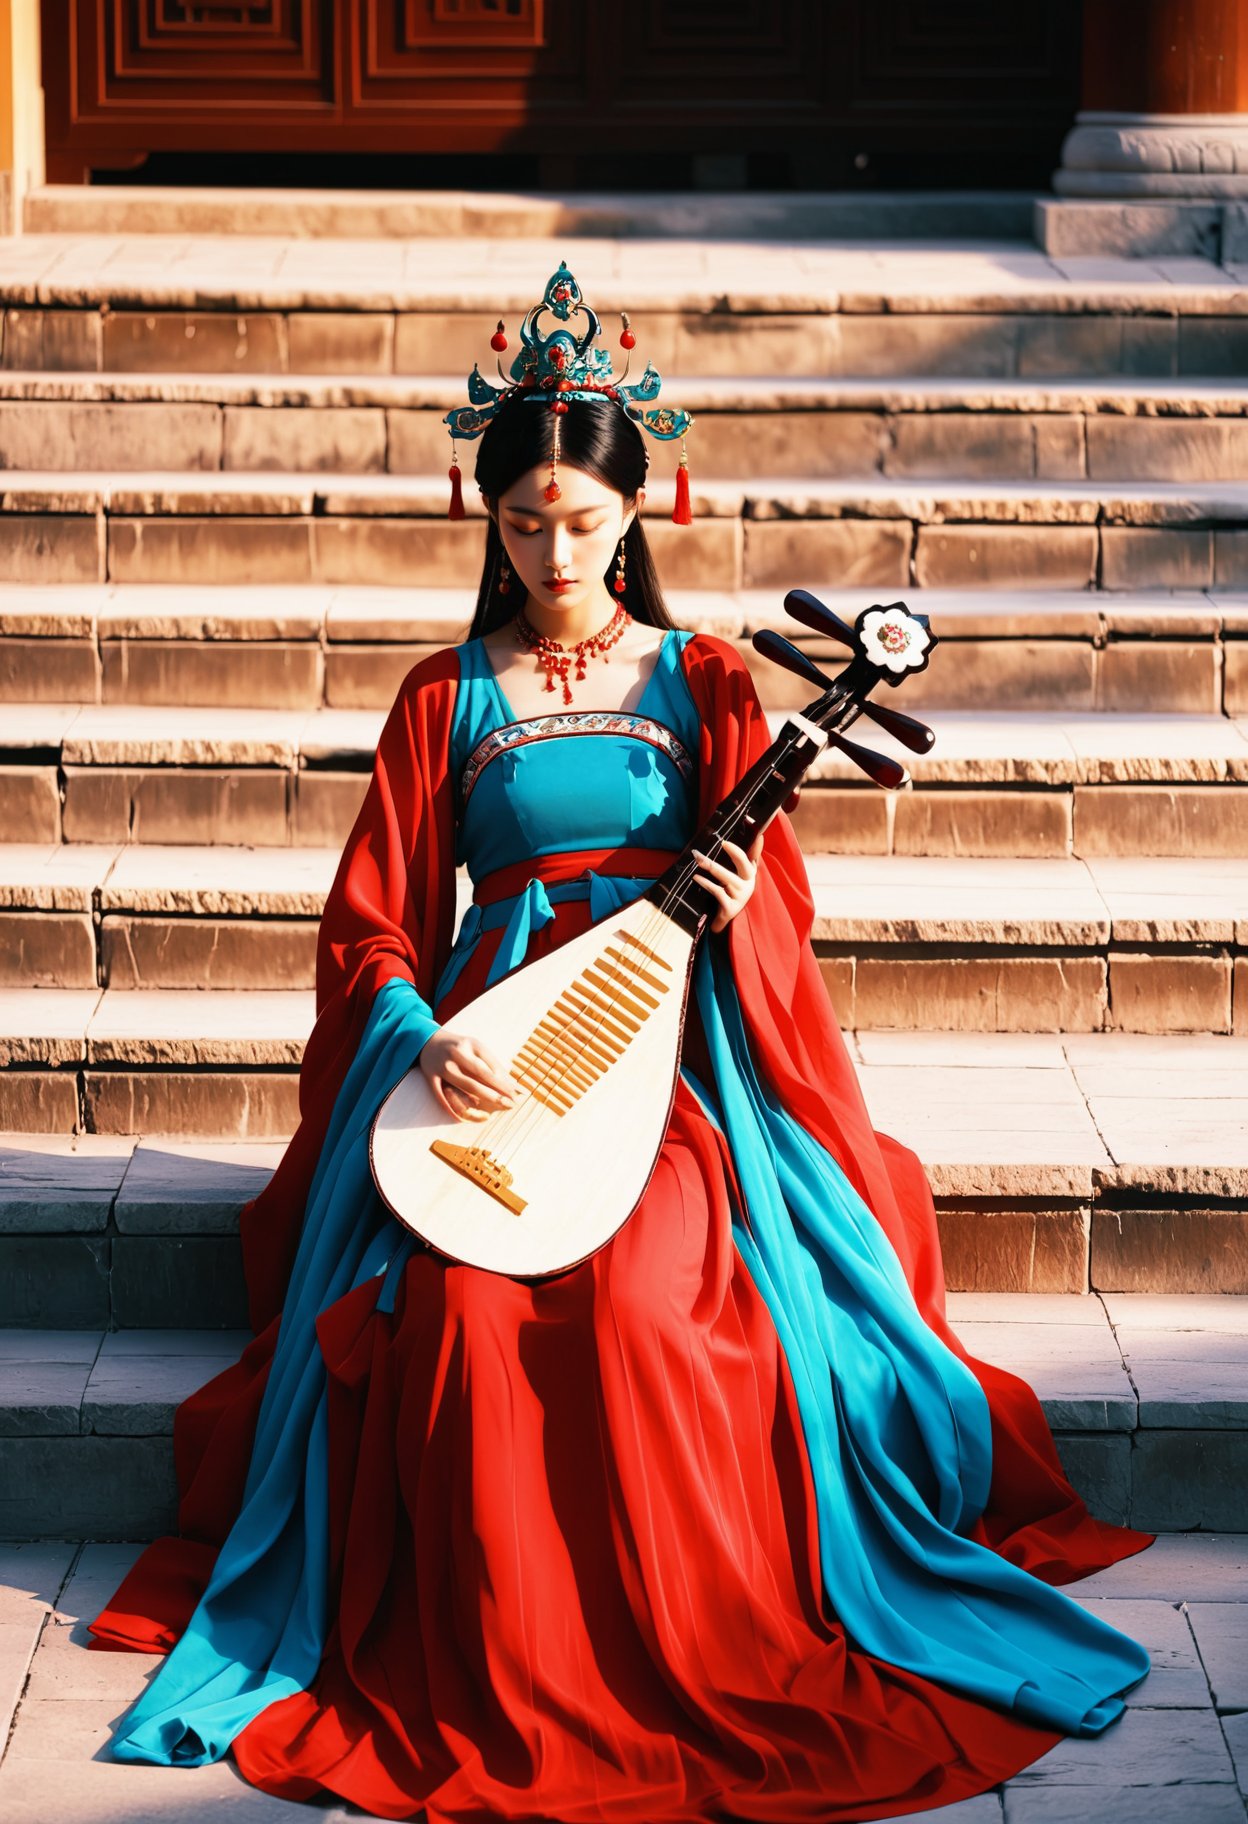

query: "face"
left=484, top=463, right=644, bottom=615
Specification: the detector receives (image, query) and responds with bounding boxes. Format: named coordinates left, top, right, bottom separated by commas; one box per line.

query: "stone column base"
left=1039, top=112, right=1248, bottom=259
left=1055, top=112, right=1248, bottom=199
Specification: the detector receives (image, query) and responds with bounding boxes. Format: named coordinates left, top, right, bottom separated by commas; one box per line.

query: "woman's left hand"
left=691, top=829, right=766, bottom=934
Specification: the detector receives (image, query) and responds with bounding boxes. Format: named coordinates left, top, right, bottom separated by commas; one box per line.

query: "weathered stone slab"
left=103, top=309, right=286, bottom=372
left=110, top=1236, right=248, bottom=1328
left=2, top=308, right=101, bottom=371
left=0, top=912, right=96, bottom=988
left=85, top=987, right=312, bottom=1067
left=0, top=1136, right=133, bottom=1234
left=114, top=1139, right=279, bottom=1233
left=0, top=988, right=99, bottom=1065
left=892, top=791, right=1072, bottom=859
left=83, top=1070, right=299, bottom=1138
left=1072, top=1531, right=1248, bottom=1600
left=1184, top=1603, right=1248, bottom=1710
left=0, top=1239, right=109, bottom=1328
left=1004, top=1786, right=1244, bottom=1823
left=102, top=916, right=318, bottom=990
left=1092, top=1210, right=1248, bottom=1294
left=99, top=843, right=333, bottom=916
left=915, top=526, right=1098, bottom=588
left=1051, top=1431, right=1132, bottom=1524
left=109, top=517, right=314, bottom=586
left=0, top=1362, right=93, bottom=1436
left=1074, top=786, right=1248, bottom=858
left=1007, top=1704, right=1234, bottom=1788
left=0, top=768, right=59, bottom=842
left=100, top=637, right=323, bottom=710
left=63, top=766, right=291, bottom=847
left=0, top=1435, right=174, bottom=1537
left=938, top=1210, right=1091, bottom=1295
left=82, top=1339, right=241, bottom=1434
left=0, top=515, right=102, bottom=584
left=223, top=404, right=386, bottom=473
left=1130, top=1430, right=1248, bottom=1530
left=0, top=635, right=99, bottom=701
left=743, top=518, right=909, bottom=589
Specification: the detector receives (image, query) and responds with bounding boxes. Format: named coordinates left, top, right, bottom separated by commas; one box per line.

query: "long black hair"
left=465, top=394, right=678, bottom=639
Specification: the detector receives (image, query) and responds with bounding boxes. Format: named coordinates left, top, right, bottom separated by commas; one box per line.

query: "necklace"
left=513, top=602, right=632, bottom=707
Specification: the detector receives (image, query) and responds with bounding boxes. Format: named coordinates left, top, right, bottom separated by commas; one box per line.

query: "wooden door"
left=42, top=1, right=1082, bottom=188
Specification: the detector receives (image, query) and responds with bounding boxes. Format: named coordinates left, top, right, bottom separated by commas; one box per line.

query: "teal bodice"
left=432, top=628, right=700, bottom=1012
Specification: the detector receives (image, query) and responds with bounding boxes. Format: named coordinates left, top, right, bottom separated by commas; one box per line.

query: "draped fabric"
left=87, top=631, right=1155, bottom=1821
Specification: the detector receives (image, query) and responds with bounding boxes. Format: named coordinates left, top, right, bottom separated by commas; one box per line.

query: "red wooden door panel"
left=40, top=0, right=1081, bottom=185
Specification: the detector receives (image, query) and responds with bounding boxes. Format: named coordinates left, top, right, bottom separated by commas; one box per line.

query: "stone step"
left=1, top=373, right=1247, bottom=483
left=19, top=186, right=1040, bottom=241
left=0, top=1017, right=1244, bottom=1301
left=2, top=469, right=1246, bottom=596
left=3, top=702, right=1244, bottom=854
left=2, top=846, right=1245, bottom=1035
left=2, top=234, right=1246, bottom=379
left=1, top=584, right=1244, bottom=717
left=3, top=1294, right=1246, bottom=1536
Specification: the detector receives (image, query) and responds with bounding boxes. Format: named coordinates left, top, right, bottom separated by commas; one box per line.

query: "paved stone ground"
left=0, top=1533, right=1244, bottom=1822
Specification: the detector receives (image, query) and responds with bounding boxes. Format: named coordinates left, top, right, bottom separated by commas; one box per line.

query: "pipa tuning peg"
left=783, top=588, right=858, bottom=649
left=828, top=728, right=909, bottom=790
left=858, top=699, right=935, bottom=755
left=752, top=627, right=837, bottom=691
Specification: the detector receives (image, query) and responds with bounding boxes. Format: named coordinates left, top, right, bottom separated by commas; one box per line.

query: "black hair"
left=465, top=394, right=677, bottom=639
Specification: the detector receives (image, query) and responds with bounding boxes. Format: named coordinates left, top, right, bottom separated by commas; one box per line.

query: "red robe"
left=89, top=634, right=1154, bottom=1820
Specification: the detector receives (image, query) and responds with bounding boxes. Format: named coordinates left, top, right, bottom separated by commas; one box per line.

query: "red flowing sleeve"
left=239, top=646, right=462, bottom=1334
left=679, top=632, right=1155, bottom=1580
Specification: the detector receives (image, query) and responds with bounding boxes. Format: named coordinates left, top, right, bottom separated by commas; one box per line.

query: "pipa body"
left=370, top=897, right=698, bottom=1278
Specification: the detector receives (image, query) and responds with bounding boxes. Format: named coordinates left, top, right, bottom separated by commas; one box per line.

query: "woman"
left=88, top=276, right=1155, bottom=1822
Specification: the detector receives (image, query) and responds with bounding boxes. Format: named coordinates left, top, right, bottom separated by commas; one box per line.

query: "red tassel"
left=447, top=457, right=465, bottom=521
left=672, top=455, right=692, bottom=526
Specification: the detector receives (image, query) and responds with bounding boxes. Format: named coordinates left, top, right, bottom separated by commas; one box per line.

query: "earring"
left=613, top=535, right=627, bottom=596
left=498, top=556, right=511, bottom=595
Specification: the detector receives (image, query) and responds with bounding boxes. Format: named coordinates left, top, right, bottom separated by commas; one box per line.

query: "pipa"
left=370, top=592, right=937, bottom=1278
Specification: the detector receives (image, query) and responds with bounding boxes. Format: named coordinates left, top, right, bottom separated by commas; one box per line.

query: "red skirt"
left=89, top=896, right=1154, bottom=1823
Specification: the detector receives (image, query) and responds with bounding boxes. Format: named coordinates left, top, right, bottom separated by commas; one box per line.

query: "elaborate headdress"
left=443, top=260, right=695, bottom=525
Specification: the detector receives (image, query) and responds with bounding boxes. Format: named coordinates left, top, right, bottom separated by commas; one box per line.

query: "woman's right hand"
left=420, top=1029, right=518, bottom=1123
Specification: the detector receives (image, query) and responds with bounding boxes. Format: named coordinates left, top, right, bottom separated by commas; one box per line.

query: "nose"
left=546, top=523, right=575, bottom=571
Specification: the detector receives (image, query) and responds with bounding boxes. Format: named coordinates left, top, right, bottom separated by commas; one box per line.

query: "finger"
left=430, top=1077, right=463, bottom=1121
left=442, top=1079, right=488, bottom=1123
left=721, top=833, right=762, bottom=869
left=691, top=846, right=735, bottom=881
left=447, top=1058, right=515, bottom=1109
left=459, top=1040, right=517, bottom=1102
left=694, top=872, right=733, bottom=912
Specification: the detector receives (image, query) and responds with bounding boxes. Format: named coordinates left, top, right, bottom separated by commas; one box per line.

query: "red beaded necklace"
left=513, top=602, right=633, bottom=707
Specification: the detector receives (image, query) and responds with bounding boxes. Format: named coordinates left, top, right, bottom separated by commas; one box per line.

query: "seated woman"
left=87, top=262, right=1154, bottom=1824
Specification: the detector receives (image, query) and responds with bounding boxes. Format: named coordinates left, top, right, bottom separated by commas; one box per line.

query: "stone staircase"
left=0, top=224, right=1244, bottom=1547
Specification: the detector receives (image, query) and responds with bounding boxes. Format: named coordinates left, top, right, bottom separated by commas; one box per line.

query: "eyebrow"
left=504, top=505, right=609, bottom=519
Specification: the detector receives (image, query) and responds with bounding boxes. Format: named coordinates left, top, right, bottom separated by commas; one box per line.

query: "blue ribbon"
left=433, top=868, right=660, bottom=1011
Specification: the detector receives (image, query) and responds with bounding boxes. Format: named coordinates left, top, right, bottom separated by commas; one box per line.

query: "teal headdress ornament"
left=444, top=259, right=695, bottom=525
